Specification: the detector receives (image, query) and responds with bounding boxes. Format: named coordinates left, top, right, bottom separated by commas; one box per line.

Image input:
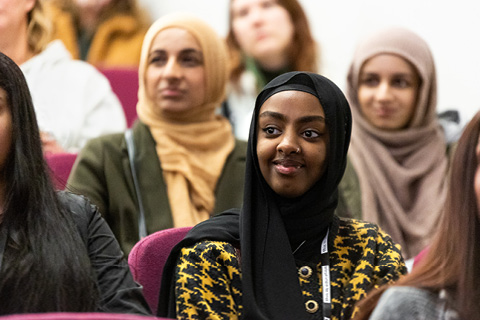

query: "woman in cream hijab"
left=337, top=27, right=450, bottom=261
left=69, top=13, right=247, bottom=255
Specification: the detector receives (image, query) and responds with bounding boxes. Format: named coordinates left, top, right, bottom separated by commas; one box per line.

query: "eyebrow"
left=361, top=71, right=415, bottom=78
left=149, top=48, right=201, bottom=55
left=259, top=111, right=325, bottom=123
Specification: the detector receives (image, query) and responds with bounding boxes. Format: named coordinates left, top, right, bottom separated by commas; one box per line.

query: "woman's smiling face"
left=256, top=90, right=328, bottom=198
left=357, top=53, right=420, bottom=130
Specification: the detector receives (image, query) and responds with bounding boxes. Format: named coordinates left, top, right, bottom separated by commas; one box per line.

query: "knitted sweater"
left=370, top=286, right=460, bottom=320
left=173, top=218, right=407, bottom=320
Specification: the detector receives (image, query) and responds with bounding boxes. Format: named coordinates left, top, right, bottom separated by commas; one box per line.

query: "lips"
left=374, top=106, right=396, bottom=118
left=273, top=158, right=304, bottom=175
left=160, top=87, right=183, bottom=98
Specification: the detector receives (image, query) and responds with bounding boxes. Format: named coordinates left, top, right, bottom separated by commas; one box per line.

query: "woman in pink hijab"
left=337, top=27, right=451, bottom=261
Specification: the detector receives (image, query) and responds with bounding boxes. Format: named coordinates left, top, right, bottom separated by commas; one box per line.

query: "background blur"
left=139, top=0, right=479, bottom=127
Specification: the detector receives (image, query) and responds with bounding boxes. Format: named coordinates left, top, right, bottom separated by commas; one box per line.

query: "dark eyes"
left=263, top=127, right=280, bottom=135
left=359, top=75, right=379, bottom=87
left=359, top=75, right=413, bottom=88
left=261, top=126, right=321, bottom=139
left=148, top=52, right=203, bottom=67
left=303, top=130, right=319, bottom=138
left=391, top=78, right=410, bottom=88
left=178, top=54, right=203, bottom=67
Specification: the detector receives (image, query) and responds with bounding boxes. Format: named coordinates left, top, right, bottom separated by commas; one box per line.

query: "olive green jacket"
left=68, top=121, right=247, bottom=255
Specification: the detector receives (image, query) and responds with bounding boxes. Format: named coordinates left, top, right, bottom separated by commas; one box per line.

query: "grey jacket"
left=370, top=286, right=460, bottom=320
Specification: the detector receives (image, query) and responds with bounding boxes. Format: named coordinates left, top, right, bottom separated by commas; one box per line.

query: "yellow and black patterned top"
left=174, top=218, right=407, bottom=320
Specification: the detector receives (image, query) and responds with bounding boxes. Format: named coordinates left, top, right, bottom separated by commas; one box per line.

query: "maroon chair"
left=128, top=227, right=192, bottom=314
left=0, top=312, right=166, bottom=320
left=98, top=67, right=139, bottom=127
left=45, top=152, right=78, bottom=190
left=412, top=246, right=430, bottom=269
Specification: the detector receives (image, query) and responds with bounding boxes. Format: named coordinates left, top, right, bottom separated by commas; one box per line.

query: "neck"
left=77, top=8, right=101, bottom=35
left=255, top=54, right=289, bottom=72
left=0, top=25, right=34, bottom=65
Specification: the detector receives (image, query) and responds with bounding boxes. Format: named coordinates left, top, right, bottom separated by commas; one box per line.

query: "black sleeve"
left=83, top=197, right=152, bottom=315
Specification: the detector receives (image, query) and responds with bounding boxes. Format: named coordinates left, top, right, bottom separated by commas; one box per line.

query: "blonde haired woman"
left=1, top=0, right=126, bottom=153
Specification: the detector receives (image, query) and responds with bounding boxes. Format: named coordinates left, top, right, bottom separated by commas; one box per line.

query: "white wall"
left=139, top=0, right=479, bottom=126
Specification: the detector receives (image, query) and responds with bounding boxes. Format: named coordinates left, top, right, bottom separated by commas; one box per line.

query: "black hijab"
left=157, top=72, right=352, bottom=319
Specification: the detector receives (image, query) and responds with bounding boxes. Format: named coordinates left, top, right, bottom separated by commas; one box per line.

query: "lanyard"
left=320, top=230, right=331, bottom=320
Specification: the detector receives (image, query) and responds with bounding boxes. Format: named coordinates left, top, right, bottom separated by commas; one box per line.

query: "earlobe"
left=25, top=0, right=36, bottom=14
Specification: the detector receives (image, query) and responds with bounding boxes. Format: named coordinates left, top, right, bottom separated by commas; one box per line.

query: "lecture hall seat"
left=99, top=67, right=139, bottom=127
left=0, top=312, right=166, bottom=320
left=128, top=227, right=192, bottom=314
left=45, top=152, right=78, bottom=190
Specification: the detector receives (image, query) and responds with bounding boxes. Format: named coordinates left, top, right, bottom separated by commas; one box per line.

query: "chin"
left=158, top=103, right=191, bottom=114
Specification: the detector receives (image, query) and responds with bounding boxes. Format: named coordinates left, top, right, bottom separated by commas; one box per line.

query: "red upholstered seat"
left=0, top=312, right=166, bottom=319
left=45, top=152, right=78, bottom=190
left=128, top=227, right=192, bottom=314
left=98, top=67, right=139, bottom=127
left=412, top=246, right=430, bottom=269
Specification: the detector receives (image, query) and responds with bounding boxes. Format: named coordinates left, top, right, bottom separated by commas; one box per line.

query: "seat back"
left=128, top=227, right=192, bottom=314
left=45, top=152, right=78, bottom=190
left=0, top=312, right=163, bottom=320
left=412, top=246, right=429, bottom=269
left=99, top=67, right=139, bottom=127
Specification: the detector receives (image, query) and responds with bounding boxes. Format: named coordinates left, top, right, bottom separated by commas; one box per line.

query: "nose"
left=277, top=131, right=300, bottom=155
left=249, top=7, right=264, bottom=26
left=163, top=58, right=182, bottom=80
left=375, top=81, right=394, bottom=102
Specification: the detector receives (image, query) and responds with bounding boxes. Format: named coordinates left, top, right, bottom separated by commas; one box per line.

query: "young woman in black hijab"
left=157, top=71, right=407, bottom=320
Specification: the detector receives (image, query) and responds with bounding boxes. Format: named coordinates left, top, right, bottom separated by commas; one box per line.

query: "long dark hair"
left=0, top=52, right=98, bottom=314
left=226, top=0, right=318, bottom=88
left=354, top=111, right=480, bottom=320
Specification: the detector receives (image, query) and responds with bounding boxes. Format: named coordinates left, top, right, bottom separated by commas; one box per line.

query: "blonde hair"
left=28, top=0, right=53, bottom=54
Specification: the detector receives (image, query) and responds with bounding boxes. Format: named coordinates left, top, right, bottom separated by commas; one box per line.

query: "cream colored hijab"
left=136, top=13, right=234, bottom=227
left=346, top=27, right=448, bottom=259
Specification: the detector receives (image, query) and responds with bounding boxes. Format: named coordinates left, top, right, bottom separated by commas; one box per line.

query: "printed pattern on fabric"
left=175, top=241, right=242, bottom=319
left=174, top=219, right=406, bottom=320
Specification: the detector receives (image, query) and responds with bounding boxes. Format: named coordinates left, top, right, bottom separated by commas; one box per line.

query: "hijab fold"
left=136, top=13, right=234, bottom=226
left=346, top=27, right=448, bottom=259
left=158, top=72, right=352, bottom=319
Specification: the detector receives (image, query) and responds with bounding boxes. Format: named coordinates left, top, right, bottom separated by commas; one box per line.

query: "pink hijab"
left=346, top=27, right=448, bottom=259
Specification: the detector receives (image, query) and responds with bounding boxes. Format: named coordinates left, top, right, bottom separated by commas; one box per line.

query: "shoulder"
left=337, top=156, right=362, bottom=219
left=25, top=41, right=112, bottom=87
left=180, top=240, right=239, bottom=267
left=56, top=191, right=97, bottom=238
left=57, top=191, right=95, bottom=216
left=81, top=132, right=125, bottom=152
left=232, top=139, right=248, bottom=158
left=337, top=218, right=383, bottom=239
left=371, top=286, right=443, bottom=319
left=336, top=218, right=405, bottom=265
left=74, top=132, right=126, bottom=166
left=182, top=240, right=238, bottom=257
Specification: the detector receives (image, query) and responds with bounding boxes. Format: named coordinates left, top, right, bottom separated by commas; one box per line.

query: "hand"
left=41, top=131, right=66, bottom=155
